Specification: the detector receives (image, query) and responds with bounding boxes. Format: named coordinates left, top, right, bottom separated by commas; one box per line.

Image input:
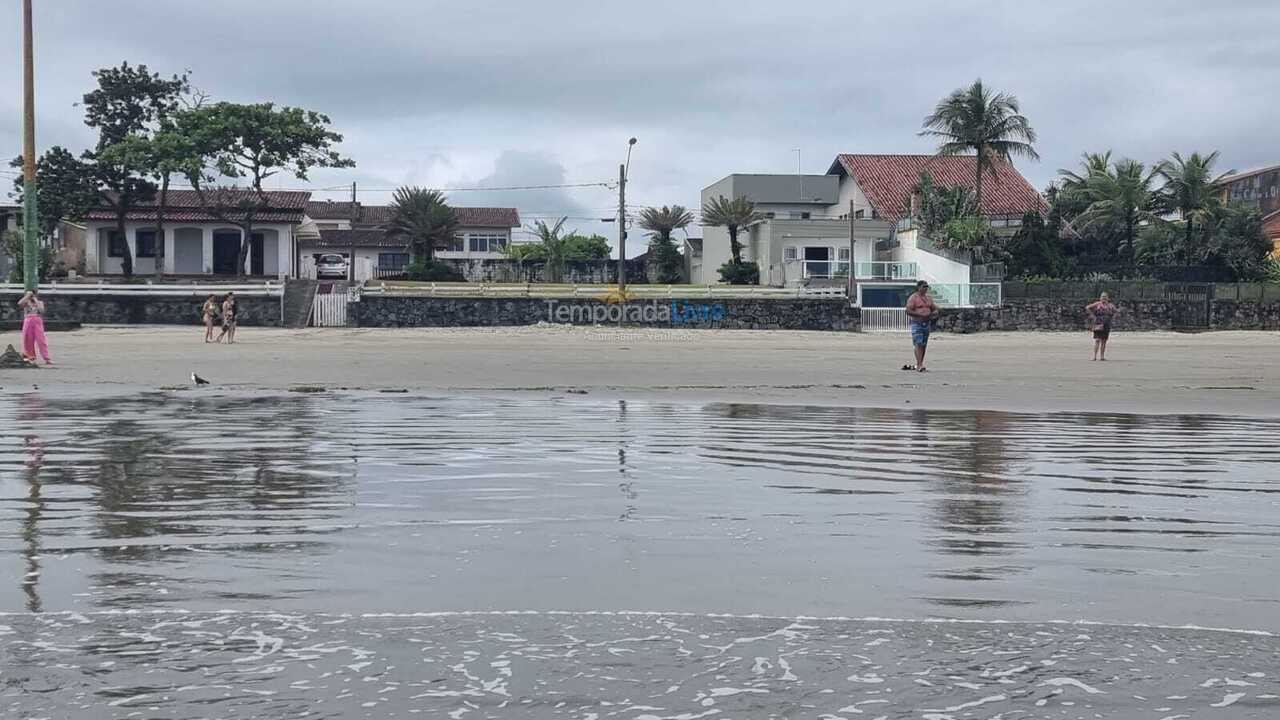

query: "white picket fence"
left=0, top=281, right=283, bottom=296
left=312, top=292, right=349, bottom=327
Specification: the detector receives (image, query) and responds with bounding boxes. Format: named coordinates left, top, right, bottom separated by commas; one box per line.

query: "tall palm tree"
left=529, top=216, right=572, bottom=282
left=1157, top=151, right=1232, bottom=264
left=387, top=186, right=458, bottom=264
left=638, top=205, right=694, bottom=243
left=1058, top=151, right=1113, bottom=195
left=700, top=195, right=761, bottom=264
left=920, top=79, right=1039, bottom=211
left=1075, top=158, right=1162, bottom=263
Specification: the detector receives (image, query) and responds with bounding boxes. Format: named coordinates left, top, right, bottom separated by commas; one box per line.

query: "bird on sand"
left=191, top=371, right=210, bottom=386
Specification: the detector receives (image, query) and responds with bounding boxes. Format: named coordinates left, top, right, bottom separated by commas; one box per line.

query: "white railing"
left=0, top=281, right=284, bottom=296
left=363, top=282, right=848, bottom=299
left=856, top=282, right=1002, bottom=308
left=855, top=261, right=917, bottom=280
left=861, top=308, right=911, bottom=332
left=783, top=260, right=918, bottom=284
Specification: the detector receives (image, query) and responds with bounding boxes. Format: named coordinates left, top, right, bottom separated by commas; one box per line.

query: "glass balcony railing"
left=789, top=260, right=918, bottom=280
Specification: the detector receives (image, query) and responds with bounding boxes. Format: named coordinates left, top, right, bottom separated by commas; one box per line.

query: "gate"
left=1166, top=283, right=1212, bottom=330
left=312, top=288, right=350, bottom=327
left=861, top=308, right=910, bottom=332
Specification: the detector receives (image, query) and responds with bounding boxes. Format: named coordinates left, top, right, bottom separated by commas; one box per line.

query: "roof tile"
left=831, top=154, right=1046, bottom=220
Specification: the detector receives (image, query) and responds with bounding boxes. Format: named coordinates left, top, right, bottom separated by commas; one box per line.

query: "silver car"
left=315, top=253, right=350, bottom=280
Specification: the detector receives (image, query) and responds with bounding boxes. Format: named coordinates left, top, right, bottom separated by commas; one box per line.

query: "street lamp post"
left=618, top=137, right=636, bottom=292
left=22, top=0, right=39, bottom=290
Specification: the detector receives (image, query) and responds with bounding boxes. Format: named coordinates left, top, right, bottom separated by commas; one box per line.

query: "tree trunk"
left=154, top=174, right=169, bottom=280
left=1183, top=217, right=1194, bottom=266
left=237, top=220, right=254, bottom=278
left=973, top=149, right=985, bottom=217
left=116, top=214, right=134, bottom=278
left=729, top=226, right=741, bottom=263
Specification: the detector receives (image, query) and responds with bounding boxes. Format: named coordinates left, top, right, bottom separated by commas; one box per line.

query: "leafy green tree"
left=9, top=147, right=98, bottom=239
left=82, top=63, right=189, bottom=277
left=1072, top=158, right=1162, bottom=264
left=502, top=242, right=547, bottom=261
left=1156, top=151, right=1231, bottom=264
left=178, top=102, right=353, bottom=276
left=1004, top=210, right=1068, bottom=278
left=910, top=171, right=982, bottom=247
left=562, top=233, right=612, bottom=260
left=386, top=187, right=457, bottom=264
left=639, top=205, right=693, bottom=283
left=920, top=78, right=1039, bottom=210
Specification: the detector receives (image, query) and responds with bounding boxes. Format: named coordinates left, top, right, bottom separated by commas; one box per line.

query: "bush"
left=407, top=260, right=466, bottom=282
left=717, top=260, right=759, bottom=285
left=3, top=230, right=55, bottom=283
left=647, top=237, right=685, bottom=283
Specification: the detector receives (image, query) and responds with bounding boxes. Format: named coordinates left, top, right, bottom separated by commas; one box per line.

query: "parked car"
left=315, top=253, right=350, bottom=280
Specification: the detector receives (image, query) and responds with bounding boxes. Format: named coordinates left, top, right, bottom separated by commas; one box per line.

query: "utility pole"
left=351, top=181, right=357, bottom=205
left=21, top=0, right=39, bottom=290
left=618, top=163, right=626, bottom=291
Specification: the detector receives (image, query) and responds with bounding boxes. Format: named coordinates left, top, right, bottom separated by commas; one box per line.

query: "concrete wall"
left=353, top=295, right=859, bottom=331
left=891, top=228, right=970, bottom=284
left=435, top=258, right=650, bottom=284
left=0, top=292, right=282, bottom=327
left=933, top=298, right=1280, bottom=333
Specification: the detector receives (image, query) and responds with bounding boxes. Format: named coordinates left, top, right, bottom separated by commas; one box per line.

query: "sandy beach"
left=3, top=325, right=1276, bottom=416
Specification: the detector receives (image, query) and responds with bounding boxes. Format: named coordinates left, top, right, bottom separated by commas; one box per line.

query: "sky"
left=3, top=0, right=1277, bottom=252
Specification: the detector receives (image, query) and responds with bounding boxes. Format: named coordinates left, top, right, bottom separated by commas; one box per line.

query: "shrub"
left=717, top=260, right=760, bottom=285
left=407, top=260, right=466, bottom=282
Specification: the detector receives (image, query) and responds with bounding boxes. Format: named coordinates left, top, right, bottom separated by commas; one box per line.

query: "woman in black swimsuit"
left=216, top=292, right=238, bottom=344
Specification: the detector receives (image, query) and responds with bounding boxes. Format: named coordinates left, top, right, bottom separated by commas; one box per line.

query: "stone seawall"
left=0, top=293, right=282, bottom=327
left=353, top=296, right=859, bottom=331
left=935, top=298, right=1280, bottom=332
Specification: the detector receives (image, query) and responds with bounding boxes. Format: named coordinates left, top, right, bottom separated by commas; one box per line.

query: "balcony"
left=784, top=260, right=917, bottom=283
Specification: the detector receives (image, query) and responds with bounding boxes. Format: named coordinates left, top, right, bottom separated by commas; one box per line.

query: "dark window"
left=378, top=252, right=410, bottom=269
left=136, top=230, right=158, bottom=258
left=107, top=231, right=128, bottom=257
left=448, top=234, right=465, bottom=252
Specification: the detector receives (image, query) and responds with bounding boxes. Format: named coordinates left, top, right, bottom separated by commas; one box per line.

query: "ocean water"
left=0, top=393, right=1276, bottom=718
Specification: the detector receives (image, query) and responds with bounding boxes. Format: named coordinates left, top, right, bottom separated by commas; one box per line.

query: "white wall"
left=892, top=229, right=970, bottom=284
left=85, top=220, right=296, bottom=276
left=832, top=175, right=875, bottom=219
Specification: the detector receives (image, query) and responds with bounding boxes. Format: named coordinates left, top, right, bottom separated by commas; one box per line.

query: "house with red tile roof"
left=698, top=154, right=1045, bottom=289
left=83, top=190, right=312, bottom=277
left=1219, top=164, right=1280, bottom=257
left=300, top=200, right=520, bottom=279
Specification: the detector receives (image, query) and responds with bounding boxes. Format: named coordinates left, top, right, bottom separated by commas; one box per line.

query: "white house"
left=299, top=201, right=520, bottom=279
left=698, top=154, right=1046, bottom=288
left=83, top=190, right=311, bottom=277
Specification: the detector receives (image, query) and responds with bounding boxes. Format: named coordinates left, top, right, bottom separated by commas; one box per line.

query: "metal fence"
left=0, top=281, right=284, bottom=296
left=861, top=308, right=912, bottom=332
left=366, top=282, right=849, bottom=299
left=1004, top=281, right=1280, bottom=302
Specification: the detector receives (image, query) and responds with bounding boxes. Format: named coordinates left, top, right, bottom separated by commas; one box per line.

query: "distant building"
left=698, top=154, right=1045, bottom=287
left=300, top=201, right=520, bottom=279
left=1220, top=164, right=1280, bottom=256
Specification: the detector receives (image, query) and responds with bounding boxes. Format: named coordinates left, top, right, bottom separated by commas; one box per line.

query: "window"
left=107, top=230, right=128, bottom=257
left=764, top=212, right=776, bottom=219
left=789, top=211, right=811, bottom=220
left=468, top=233, right=508, bottom=253
left=448, top=234, right=465, bottom=252
left=378, top=252, right=410, bottom=269
left=854, top=209, right=865, bottom=219
left=837, top=247, right=850, bottom=261
left=783, top=247, right=798, bottom=261
left=136, top=230, right=159, bottom=258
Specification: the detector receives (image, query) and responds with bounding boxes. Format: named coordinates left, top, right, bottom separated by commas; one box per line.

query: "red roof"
left=306, top=202, right=519, bottom=228
left=829, top=154, right=1046, bottom=220
left=86, top=190, right=311, bottom=223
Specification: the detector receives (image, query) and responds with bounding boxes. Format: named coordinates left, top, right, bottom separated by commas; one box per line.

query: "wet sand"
left=4, top=325, right=1278, bottom=416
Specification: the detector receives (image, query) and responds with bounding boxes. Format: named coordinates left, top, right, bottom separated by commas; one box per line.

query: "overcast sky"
left=3, top=0, right=1277, bottom=251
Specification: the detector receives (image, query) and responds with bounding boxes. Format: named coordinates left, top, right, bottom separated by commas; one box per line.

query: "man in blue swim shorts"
left=904, top=280, right=938, bottom=372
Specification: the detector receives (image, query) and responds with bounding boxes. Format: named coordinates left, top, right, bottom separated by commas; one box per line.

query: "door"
left=250, top=233, right=265, bottom=276
left=212, top=232, right=241, bottom=275
left=803, top=247, right=831, bottom=278
left=1168, top=283, right=1212, bottom=330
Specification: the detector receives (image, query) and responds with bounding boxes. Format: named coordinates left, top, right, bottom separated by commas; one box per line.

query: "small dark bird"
left=191, top=372, right=210, bottom=386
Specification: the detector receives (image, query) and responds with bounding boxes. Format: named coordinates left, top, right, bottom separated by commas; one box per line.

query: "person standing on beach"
left=16, top=290, right=53, bottom=366
left=216, top=292, right=238, bottom=344
left=904, top=280, right=938, bottom=372
left=1086, top=292, right=1118, bottom=361
left=201, top=295, right=220, bottom=343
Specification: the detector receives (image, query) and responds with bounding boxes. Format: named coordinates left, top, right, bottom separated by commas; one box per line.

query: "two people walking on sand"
left=1086, top=292, right=1118, bottom=361
left=201, top=292, right=238, bottom=344
left=16, top=290, right=53, bottom=366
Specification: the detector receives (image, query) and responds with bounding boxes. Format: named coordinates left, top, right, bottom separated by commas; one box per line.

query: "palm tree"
left=386, top=186, right=458, bottom=264
left=638, top=205, right=694, bottom=243
left=529, top=217, right=572, bottom=282
left=700, top=195, right=761, bottom=264
left=1074, top=158, right=1162, bottom=263
left=1157, top=151, right=1232, bottom=264
left=1058, top=151, right=1113, bottom=195
left=920, top=79, right=1039, bottom=211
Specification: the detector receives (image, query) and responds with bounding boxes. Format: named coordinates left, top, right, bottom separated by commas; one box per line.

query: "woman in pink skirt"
left=17, top=290, right=52, bottom=366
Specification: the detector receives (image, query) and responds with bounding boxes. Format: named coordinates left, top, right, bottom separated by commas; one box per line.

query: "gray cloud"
left=3, top=0, right=1278, bottom=253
